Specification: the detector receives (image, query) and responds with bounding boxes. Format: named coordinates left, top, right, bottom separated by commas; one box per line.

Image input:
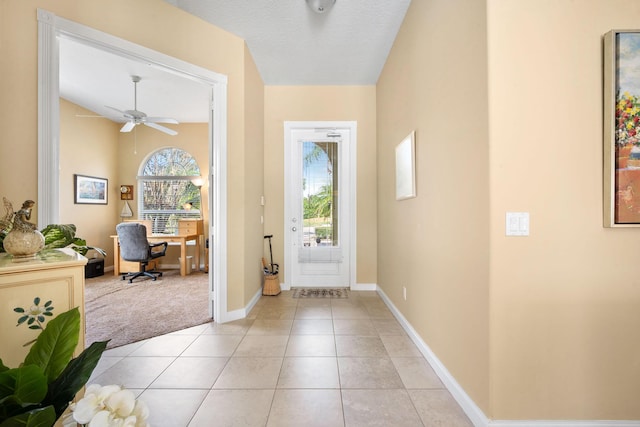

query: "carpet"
left=84, top=269, right=211, bottom=349
left=291, top=288, right=349, bottom=298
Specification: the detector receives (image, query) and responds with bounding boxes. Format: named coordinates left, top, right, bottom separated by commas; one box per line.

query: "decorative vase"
left=627, top=145, right=640, bottom=169
left=3, top=229, right=45, bottom=261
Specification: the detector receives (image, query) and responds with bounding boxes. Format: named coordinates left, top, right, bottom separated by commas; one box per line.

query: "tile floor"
left=88, top=290, right=473, bottom=427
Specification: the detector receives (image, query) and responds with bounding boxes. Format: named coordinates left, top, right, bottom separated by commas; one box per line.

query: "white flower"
left=71, top=384, right=149, bottom=427
left=105, top=389, right=136, bottom=418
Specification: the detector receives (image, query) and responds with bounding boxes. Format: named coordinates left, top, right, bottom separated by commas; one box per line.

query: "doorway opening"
left=37, top=9, right=230, bottom=326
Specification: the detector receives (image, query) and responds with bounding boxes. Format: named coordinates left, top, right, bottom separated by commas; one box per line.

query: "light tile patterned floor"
left=88, top=290, right=473, bottom=427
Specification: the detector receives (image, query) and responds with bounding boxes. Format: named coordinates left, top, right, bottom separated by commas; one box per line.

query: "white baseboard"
left=375, top=287, right=640, bottom=427
left=226, top=287, right=263, bottom=322
left=351, top=282, right=377, bottom=291
left=376, top=287, right=489, bottom=427
left=489, top=422, right=640, bottom=427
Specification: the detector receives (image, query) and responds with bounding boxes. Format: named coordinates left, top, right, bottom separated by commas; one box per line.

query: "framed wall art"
left=604, top=30, right=640, bottom=227
left=74, top=174, right=108, bottom=205
left=395, top=131, right=416, bottom=201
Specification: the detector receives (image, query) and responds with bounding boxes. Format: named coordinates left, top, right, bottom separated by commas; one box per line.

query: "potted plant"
left=0, top=306, right=107, bottom=426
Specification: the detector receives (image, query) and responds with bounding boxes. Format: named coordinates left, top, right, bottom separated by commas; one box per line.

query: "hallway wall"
left=377, top=0, right=491, bottom=414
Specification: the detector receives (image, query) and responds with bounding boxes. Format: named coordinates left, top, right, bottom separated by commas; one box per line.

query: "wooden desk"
left=111, top=234, right=200, bottom=277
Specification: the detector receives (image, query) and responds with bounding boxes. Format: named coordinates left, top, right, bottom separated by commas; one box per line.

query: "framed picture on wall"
left=395, top=131, right=416, bottom=200
left=74, top=174, right=108, bottom=205
left=604, top=30, right=640, bottom=227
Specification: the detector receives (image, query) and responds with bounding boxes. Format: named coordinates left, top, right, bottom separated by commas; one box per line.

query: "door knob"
left=291, top=227, right=297, bottom=232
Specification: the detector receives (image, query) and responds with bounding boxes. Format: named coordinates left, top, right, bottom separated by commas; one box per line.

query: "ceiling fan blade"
left=120, top=121, right=136, bottom=132
left=144, top=122, right=178, bottom=136
left=145, top=117, right=179, bottom=124
left=104, top=105, right=127, bottom=116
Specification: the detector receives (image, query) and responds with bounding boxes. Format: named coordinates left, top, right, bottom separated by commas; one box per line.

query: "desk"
left=111, top=234, right=200, bottom=277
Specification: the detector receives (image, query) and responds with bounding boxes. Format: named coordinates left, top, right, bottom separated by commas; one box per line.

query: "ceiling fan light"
left=306, top=0, right=335, bottom=14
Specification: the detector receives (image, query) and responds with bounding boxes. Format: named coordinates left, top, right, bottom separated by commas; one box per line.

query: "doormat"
left=292, top=288, right=349, bottom=298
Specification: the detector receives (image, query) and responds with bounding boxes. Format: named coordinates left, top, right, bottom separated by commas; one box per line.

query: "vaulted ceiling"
left=60, top=1, right=411, bottom=125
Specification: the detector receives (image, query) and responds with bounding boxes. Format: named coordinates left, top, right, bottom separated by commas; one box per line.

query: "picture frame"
left=604, top=30, right=640, bottom=227
left=395, top=131, right=416, bottom=200
left=74, top=174, right=108, bottom=205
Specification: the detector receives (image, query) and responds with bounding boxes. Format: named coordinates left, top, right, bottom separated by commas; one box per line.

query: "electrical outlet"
left=403, top=286, right=407, bottom=301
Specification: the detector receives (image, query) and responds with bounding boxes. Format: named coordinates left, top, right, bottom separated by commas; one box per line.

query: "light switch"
left=506, top=212, right=529, bottom=236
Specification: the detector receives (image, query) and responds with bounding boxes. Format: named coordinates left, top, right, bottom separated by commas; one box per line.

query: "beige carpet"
left=84, top=269, right=211, bottom=349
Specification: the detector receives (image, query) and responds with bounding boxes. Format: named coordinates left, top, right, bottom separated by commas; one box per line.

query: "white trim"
left=37, top=9, right=60, bottom=227
left=351, top=282, right=377, bottom=291
left=37, top=9, right=228, bottom=324
left=377, top=286, right=640, bottom=427
left=225, top=287, right=262, bottom=322
left=489, top=422, right=640, bottom=427
left=376, top=286, right=489, bottom=427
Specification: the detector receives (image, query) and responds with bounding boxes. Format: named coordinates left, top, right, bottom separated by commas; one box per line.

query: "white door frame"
left=37, top=9, right=229, bottom=322
left=284, top=121, right=357, bottom=289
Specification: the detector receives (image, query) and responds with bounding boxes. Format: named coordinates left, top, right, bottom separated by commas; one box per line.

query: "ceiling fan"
left=105, top=75, right=179, bottom=136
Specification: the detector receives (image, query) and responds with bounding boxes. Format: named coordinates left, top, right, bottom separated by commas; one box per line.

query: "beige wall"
left=377, top=0, right=491, bottom=415
left=488, top=0, right=640, bottom=419
left=243, top=45, right=266, bottom=302
left=379, top=0, right=640, bottom=420
left=1, top=0, right=261, bottom=312
left=59, top=99, right=120, bottom=267
left=263, top=86, right=377, bottom=286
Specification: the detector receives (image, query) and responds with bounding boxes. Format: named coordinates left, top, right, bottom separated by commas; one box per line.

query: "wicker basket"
left=263, top=273, right=281, bottom=296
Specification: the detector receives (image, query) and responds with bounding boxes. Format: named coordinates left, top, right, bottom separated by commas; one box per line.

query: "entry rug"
left=292, top=288, right=349, bottom=299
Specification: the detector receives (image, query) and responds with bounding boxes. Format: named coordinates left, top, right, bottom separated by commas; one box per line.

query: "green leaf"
left=0, top=406, right=56, bottom=427
left=24, top=308, right=79, bottom=383
left=0, top=360, right=8, bottom=374
left=45, top=340, right=108, bottom=418
left=0, top=365, right=48, bottom=421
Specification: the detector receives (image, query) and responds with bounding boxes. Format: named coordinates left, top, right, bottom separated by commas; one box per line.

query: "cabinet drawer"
left=178, top=219, right=203, bottom=235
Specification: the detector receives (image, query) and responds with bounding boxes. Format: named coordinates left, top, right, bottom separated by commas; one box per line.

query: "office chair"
left=116, top=222, right=168, bottom=283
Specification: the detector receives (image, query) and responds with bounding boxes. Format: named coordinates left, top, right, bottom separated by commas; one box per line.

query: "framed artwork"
left=604, top=30, right=640, bottom=227
left=74, top=174, right=108, bottom=205
left=395, top=131, right=416, bottom=200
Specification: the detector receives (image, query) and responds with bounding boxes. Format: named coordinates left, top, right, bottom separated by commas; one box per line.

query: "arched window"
left=138, top=147, right=202, bottom=234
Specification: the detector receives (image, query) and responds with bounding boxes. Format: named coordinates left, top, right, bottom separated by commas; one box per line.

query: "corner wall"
left=376, top=0, right=491, bottom=414
left=243, top=44, right=265, bottom=303
left=59, top=99, right=119, bottom=267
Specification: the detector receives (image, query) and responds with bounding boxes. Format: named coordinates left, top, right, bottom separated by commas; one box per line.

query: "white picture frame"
left=395, top=131, right=416, bottom=200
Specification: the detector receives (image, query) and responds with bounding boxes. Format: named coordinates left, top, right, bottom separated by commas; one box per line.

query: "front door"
left=284, top=121, right=356, bottom=288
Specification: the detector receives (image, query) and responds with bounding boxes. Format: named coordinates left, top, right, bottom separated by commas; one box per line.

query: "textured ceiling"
left=164, top=0, right=411, bottom=85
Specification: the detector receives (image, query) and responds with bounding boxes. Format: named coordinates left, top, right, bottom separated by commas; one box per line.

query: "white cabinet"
left=0, top=248, right=87, bottom=367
